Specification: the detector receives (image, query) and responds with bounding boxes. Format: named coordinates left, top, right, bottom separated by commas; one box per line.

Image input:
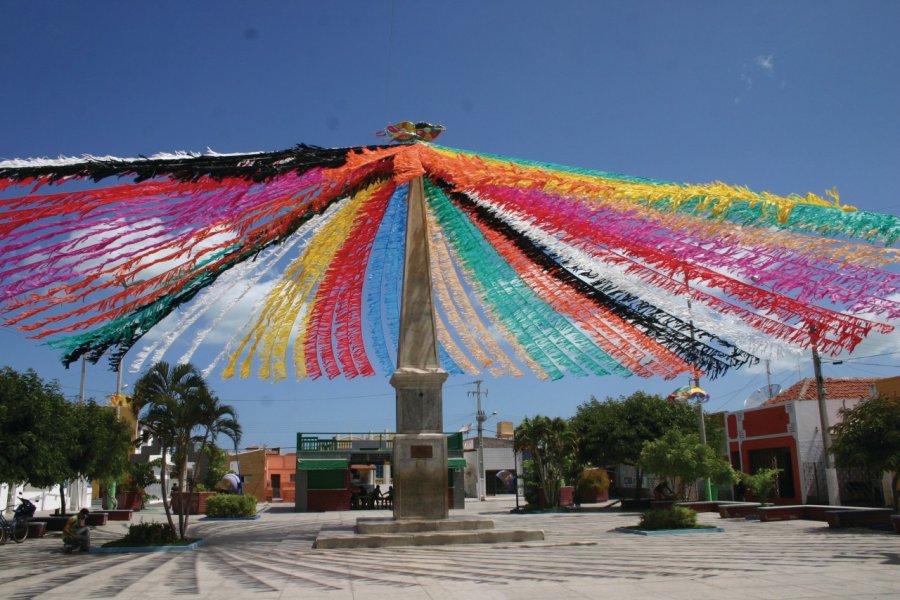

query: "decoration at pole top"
left=0, top=135, right=896, bottom=384
left=377, top=121, right=445, bottom=143
left=667, top=385, right=710, bottom=404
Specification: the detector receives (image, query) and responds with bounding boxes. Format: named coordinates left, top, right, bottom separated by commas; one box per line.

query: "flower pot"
left=579, top=487, right=609, bottom=503
left=171, top=491, right=217, bottom=515
left=115, top=491, right=143, bottom=511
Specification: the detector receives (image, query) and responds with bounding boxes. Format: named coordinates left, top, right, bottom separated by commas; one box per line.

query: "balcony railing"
left=297, top=432, right=463, bottom=453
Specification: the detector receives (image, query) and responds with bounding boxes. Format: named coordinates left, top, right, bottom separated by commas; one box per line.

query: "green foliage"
left=521, top=459, right=541, bottom=507
left=572, top=391, right=698, bottom=498
left=134, top=361, right=242, bottom=540
left=638, top=429, right=736, bottom=499
left=118, top=460, right=157, bottom=492
left=205, top=493, right=258, bottom=518
left=515, top=415, right=577, bottom=508
left=830, top=396, right=900, bottom=512
left=739, top=468, right=782, bottom=504
left=0, top=367, right=70, bottom=488
left=201, top=445, right=231, bottom=490
left=638, top=506, right=700, bottom=530
left=578, top=467, right=610, bottom=492
left=121, top=521, right=179, bottom=545
left=69, top=401, right=134, bottom=484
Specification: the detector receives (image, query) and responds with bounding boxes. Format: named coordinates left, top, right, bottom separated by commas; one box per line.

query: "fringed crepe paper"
left=0, top=139, right=896, bottom=381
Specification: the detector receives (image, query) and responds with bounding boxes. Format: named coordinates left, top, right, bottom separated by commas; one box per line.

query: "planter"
left=578, top=487, right=609, bottom=503
left=170, top=491, right=217, bottom=515
left=616, top=526, right=724, bottom=536
left=559, top=486, right=575, bottom=508
left=115, top=492, right=143, bottom=511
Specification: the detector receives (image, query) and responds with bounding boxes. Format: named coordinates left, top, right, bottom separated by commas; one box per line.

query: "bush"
left=122, top=521, right=179, bottom=545
left=638, top=506, right=699, bottom=530
left=205, top=493, right=258, bottom=518
left=578, top=467, right=610, bottom=492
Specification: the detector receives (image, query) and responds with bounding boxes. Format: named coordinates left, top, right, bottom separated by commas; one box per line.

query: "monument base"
left=392, top=433, right=449, bottom=520
left=312, top=516, right=545, bottom=549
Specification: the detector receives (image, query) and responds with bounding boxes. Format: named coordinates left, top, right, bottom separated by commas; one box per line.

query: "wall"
left=874, top=376, right=900, bottom=399
left=265, top=452, right=297, bottom=502
left=233, top=448, right=267, bottom=500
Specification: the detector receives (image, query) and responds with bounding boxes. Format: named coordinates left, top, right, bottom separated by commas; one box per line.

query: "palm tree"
left=134, top=361, right=240, bottom=539
left=515, top=416, right=577, bottom=508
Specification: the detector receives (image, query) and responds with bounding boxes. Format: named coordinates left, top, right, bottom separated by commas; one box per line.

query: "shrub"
left=122, top=521, right=179, bottom=545
left=638, top=506, right=699, bottom=530
left=578, top=467, right=610, bottom=492
left=205, top=493, right=258, bottom=518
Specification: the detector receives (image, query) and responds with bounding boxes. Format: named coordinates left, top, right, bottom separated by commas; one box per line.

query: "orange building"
left=231, top=447, right=297, bottom=502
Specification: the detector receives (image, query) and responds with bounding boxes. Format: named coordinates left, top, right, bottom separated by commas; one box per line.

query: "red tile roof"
left=762, top=377, right=878, bottom=406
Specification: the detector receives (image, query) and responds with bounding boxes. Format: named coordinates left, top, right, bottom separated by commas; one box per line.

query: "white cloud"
left=755, top=54, right=775, bottom=74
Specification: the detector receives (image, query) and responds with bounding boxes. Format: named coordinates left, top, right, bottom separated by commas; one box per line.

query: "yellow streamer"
left=224, top=184, right=377, bottom=380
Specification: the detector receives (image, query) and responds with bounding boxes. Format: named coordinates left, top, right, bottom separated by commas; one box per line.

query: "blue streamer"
left=365, top=184, right=407, bottom=374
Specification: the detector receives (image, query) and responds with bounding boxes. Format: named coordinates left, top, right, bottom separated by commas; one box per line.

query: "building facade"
left=725, top=377, right=889, bottom=505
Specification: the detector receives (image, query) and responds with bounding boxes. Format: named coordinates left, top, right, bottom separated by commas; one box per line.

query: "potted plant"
left=116, top=461, right=157, bottom=510
left=739, top=468, right=782, bottom=506
left=171, top=482, right=219, bottom=515
left=577, top=467, right=610, bottom=503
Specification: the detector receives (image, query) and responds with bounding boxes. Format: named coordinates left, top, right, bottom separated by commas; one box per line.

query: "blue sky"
left=1, top=1, right=898, bottom=449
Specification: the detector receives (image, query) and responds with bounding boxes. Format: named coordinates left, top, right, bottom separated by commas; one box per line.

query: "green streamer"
left=425, top=179, right=631, bottom=380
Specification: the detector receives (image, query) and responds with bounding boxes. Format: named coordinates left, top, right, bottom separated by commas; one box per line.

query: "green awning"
left=448, top=458, right=467, bottom=469
left=297, top=458, right=348, bottom=471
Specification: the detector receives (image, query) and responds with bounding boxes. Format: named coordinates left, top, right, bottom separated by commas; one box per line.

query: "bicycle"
left=0, top=496, right=36, bottom=544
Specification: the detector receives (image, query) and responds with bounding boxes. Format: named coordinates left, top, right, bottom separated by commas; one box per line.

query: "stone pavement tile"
left=702, top=574, right=862, bottom=600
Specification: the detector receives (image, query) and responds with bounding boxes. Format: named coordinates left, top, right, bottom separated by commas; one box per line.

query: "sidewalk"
left=2, top=497, right=897, bottom=599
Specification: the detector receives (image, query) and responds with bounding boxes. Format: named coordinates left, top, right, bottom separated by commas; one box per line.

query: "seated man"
left=63, top=508, right=91, bottom=553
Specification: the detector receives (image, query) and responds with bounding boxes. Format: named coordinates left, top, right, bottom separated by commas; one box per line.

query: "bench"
left=825, top=508, right=893, bottom=529
left=28, top=521, right=47, bottom=538
left=718, top=502, right=761, bottom=518
left=757, top=505, right=834, bottom=522
left=678, top=501, right=742, bottom=513
left=105, top=510, right=133, bottom=521
left=32, top=511, right=109, bottom=531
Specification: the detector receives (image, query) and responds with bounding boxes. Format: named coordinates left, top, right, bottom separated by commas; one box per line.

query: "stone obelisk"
left=390, top=176, right=449, bottom=520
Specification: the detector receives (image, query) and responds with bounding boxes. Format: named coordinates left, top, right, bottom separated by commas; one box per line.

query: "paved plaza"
left=2, top=498, right=898, bottom=599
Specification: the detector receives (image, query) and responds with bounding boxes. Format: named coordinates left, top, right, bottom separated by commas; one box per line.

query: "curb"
left=91, top=539, right=207, bottom=554
left=615, top=527, right=725, bottom=536
left=198, top=515, right=261, bottom=521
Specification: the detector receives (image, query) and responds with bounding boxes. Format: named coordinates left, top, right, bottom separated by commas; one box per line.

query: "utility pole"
left=469, top=380, right=488, bottom=501
left=811, top=326, right=841, bottom=506
left=79, top=356, right=86, bottom=404
left=685, top=275, right=713, bottom=501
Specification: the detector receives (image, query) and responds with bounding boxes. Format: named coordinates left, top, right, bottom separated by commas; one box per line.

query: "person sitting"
left=653, top=481, right=673, bottom=501
left=63, top=508, right=91, bottom=553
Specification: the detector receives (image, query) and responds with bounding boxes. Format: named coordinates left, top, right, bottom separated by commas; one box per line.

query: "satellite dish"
left=743, top=384, right=781, bottom=409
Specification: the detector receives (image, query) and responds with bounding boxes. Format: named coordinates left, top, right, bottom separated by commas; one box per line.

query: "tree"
left=0, top=367, right=69, bottom=508
left=830, top=396, right=900, bottom=512
left=135, top=361, right=241, bottom=539
left=514, top=415, right=577, bottom=508
left=201, top=445, right=231, bottom=490
left=739, top=468, right=782, bottom=505
left=638, top=429, right=735, bottom=500
left=572, top=391, right=697, bottom=498
left=62, top=400, right=134, bottom=510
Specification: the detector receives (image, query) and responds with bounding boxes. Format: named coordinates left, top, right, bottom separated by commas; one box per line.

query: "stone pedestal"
left=391, top=367, right=448, bottom=520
